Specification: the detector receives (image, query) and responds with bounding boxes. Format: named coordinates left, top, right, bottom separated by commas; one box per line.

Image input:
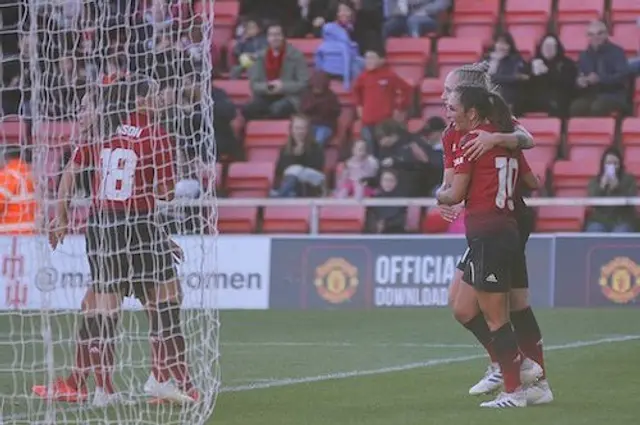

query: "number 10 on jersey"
left=495, top=156, right=518, bottom=211
left=98, top=148, right=139, bottom=201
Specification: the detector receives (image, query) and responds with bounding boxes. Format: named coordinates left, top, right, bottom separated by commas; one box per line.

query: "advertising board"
left=0, top=235, right=271, bottom=311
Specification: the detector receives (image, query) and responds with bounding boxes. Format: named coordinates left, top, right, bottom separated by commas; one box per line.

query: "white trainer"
left=480, top=389, right=527, bottom=408
left=92, top=387, right=127, bottom=408
left=520, top=358, right=543, bottom=385
left=524, top=379, right=554, bottom=405
left=143, top=374, right=193, bottom=403
left=469, top=363, right=503, bottom=395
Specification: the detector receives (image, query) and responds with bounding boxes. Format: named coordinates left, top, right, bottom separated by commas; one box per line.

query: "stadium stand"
left=2, top=0, right=639, bottom=234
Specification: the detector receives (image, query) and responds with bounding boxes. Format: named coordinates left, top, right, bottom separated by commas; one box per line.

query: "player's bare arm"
left=438, top=168, right=462, bottom=222
left=463, top=126, right=535, bottom=161
left=49, top=161, right=78, bottom=249
left=437, top=173, right=471, bottom=206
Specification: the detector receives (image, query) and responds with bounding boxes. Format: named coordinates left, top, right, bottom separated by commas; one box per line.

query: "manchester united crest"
left=599, top=257, right=640, bottom=304
left=314, top=258, right=359, bottom=304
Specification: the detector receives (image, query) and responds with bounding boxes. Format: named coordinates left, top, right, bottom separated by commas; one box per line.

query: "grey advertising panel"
left=554, top=235, right=640, bottom=307
left=269, top=236, right=554, bottom=309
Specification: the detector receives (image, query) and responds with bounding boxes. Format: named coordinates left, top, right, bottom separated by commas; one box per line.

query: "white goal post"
left=0, top=1, right=220, bottom=424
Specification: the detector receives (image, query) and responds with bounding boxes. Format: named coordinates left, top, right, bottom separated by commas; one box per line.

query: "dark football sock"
left=463, top=313, right=498, bottom=363
left=158, top=302, right=193, bottom=392
left=89, top=315, right=118, bottom=394
left=66, top=317, right=94, bottom=390
left=491, top=323, right=522, bottom=393
left=511, top=307, right=545, bottom=378
left=149, top=311, right=170, bottom=383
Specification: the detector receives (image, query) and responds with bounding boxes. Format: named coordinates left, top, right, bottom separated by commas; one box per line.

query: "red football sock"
left=491, top=323, right=522, bottom=393
left=65, top=338, right=91, bottom=390
left=151, top=337, right=170, bottom=383
left=88, top=315, right=118, bottom=394
left=163, top=332, right=193, bottom=392
left=158, top=303, right=193, bottom=392
left=511, top=307, right=545, bottom=378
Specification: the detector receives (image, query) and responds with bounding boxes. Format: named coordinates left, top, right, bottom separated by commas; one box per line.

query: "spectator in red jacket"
left=299, top=70, right=341, bottom=146
left=352, top=45, right=412, bottom=155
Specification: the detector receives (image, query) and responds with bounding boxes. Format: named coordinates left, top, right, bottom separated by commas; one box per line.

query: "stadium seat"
left=516, top=117, right=561, bottom=165
left=552, top=160, right=600, bottom=195
left=216, top=206, right=258, bottom=234
left=557, top=0, right=604, bottom=25
left=35, top=121, right=77, bottom=147
left=610, top=0, right=640, bottom=24
left=624, top=160, right=640, bottom=180
left=0, top=117, right=27, bottom=145
left=206, top=1, right=239, bottom=48
left=421, top=207, right=450, bottom=233
left=244, top=120, right=289, bottom=162
left=525, top=159, right=549, bottom=188
left=436, top=37, right=484, bottom=77
left=214, top=80, right=252, bottom=106
left=566, top=118, right=615, bottom=161
left=287, top=39, right=321, bottom=67
left=420, top=77, right=444, bottom=115
left=504, top=0, right=552, bottom=26
left=621, top=118, right=640, bottom=146
left=536, top=206, right=586, bottom=232
left=452, top=0, right=499, bottom=44
left=262, top=206, right=311, bottom=233
left=226, top=162, right=274, bottom=198
left=559, top=24, right=588, bottom=60
left=385, top=38, right=431, bottom=83
left=611, top=24, right=639, bottom=56
left=319, top=206, right=364, bottom=233
left=507, top=25, right=545, bottom=59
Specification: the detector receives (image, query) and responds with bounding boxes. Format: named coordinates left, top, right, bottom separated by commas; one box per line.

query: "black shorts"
left=457, top=222, right=531, bottom=290
left=462, top=229, right=521, bottom=293
left=85, top=211, right=177, bottom=297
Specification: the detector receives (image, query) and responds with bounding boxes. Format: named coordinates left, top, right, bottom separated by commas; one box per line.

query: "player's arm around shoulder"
left=462, top=125, right=535, bottom=161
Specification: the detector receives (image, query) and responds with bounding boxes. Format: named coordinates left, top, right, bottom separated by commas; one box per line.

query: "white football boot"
left=92, top=387, right=129, bottom=407
left=470, top=358, right=543, bottom=395
left=520, top=358, right=543, bottom=385
left=480, top=389, right=527, bottom=408
left=144, top=374, right=193, bottom=403
left=524, top=379, right=554, bottom=405
left=469, top=363, right=503, bottom=395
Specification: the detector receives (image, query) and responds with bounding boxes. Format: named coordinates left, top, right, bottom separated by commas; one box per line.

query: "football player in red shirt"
left=37, top=78, right=198, bottom=406
left=437, top=65, right=553, bottom=405
left=437, top=86, right=542, bottom=408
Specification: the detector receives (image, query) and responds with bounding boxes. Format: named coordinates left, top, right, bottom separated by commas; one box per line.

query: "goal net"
left=0, top=0, right=219, bottom=424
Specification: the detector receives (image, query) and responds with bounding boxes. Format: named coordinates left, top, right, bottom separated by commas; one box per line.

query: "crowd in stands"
left=0, top=0, right=639, bottom=234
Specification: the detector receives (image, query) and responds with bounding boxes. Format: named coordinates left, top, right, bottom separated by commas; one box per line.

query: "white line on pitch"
left=8, top=334, right=639, bottom=422
left=222, top=334, right=640, bottom=392
left=222, top=342, right=477, bottom=348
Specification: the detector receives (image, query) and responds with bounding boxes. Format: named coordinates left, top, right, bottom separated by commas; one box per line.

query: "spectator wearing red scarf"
left=243, top=23, right=310, bottom=121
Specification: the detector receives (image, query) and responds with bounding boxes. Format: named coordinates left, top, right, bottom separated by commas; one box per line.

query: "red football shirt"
left=72, top=113, right=174, bottom=214
left=453, top=123, right=526, bottom=236
left=442, top=117, right=521, bottom=170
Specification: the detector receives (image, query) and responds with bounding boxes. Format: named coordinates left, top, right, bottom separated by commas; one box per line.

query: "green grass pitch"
left=0, top=309, right=638, bottom=424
